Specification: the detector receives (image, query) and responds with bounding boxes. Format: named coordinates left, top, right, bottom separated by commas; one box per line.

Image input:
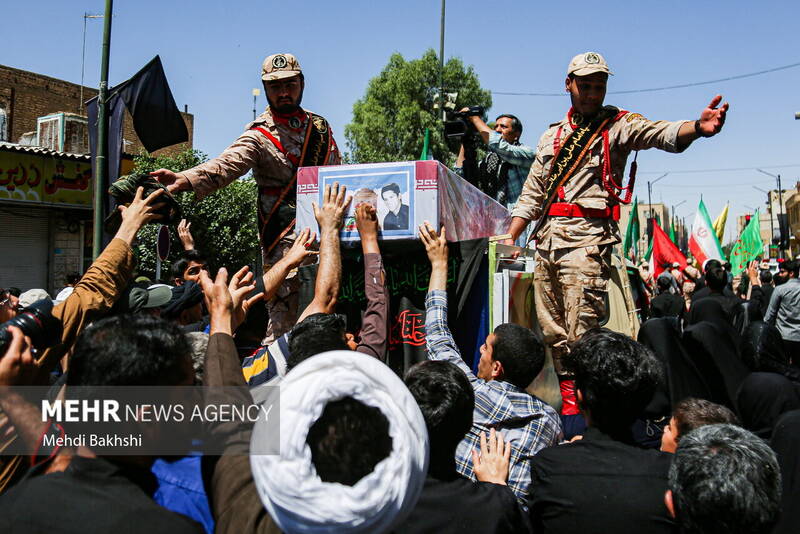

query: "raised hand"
left=198, top=268, right=234, bottom=335
left=472, top=428, right=511, bottom=485
left=227, top=266, right=263, bottom=331
left=355, top=204, right=379, bottom=240
left=177, top=219, right=195, bottom=251
left=150, top=168, right=192, bottom=194
left=115, top=187, right=167, bottom=244
left=418, top=221, right=448, bottom=267
left=696, top=95, right=729, bottom=137
left=283, top=227, right=318, bottom=268
left=312, top=182, right=352, bottom=232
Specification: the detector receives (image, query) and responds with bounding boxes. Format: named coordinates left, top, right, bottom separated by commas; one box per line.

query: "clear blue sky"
left=4, top=1, right=800, bottom=245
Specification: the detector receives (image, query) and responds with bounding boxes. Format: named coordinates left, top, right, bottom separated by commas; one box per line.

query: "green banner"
left=730, top=211, right=764, bottom=276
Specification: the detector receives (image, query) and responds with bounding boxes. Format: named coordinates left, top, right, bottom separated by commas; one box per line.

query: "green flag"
left=669, top=218, right=676, bottom=244
left=420, top=128, right=433, bottom=160
left=622, top=198, right=640, bottom=260
left=730, top=212, right=764, bottom=276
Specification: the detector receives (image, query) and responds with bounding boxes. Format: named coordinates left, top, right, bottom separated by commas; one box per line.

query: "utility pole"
left=80, top=13, right=103, bottom=114
left=92, top=0, right=113, bottom=259
left=646, top=173, right=668, bottom=240
left=757, top=169, right=785, bottom=258
left=252, top=88, right=260, bottom=121
left=439, top=0, right=446, bottom=121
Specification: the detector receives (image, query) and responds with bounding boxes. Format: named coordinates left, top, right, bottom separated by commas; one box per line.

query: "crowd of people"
left=0, top=181, right=795, bottom=534
left=0, top=46, right=793, bottom=534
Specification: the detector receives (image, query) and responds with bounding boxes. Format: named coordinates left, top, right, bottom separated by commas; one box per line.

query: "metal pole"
left=647, top=181, right=652, bottom=241
left=80, top=14, right=103, bottom=115
left=252, top=88, right=261, bottom=122
left=439, top=0, right=445, bottom=121
left=776, top=174, right=785, bottom=258
left=80, top=13, right=87, bottom=114
left=92, top=0, right=113, bottom=259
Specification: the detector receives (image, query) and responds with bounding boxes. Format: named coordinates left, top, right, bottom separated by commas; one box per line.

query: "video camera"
left=0, top=298, right=62, bottom=356
left=444, top=106, right=485, bottom=139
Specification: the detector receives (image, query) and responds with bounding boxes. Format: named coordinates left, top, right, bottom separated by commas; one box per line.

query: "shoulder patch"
left=626, top=113, right=648, bottom=123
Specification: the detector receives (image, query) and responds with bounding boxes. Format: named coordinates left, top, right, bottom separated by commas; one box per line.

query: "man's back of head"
left=306, top=396, right=393, bottom=486
left=492, top=323, right=545, bottom=389
left=705, top=265, right=727, bottom=292
left=404, top=361, right=474, bottom=469
left=67, top=314, right=192, bottom=387
left=287, top=313, right=349, bottom=370
left=657, top=276, right=673, bottom=294
left=667, top=424, right=780, bottom=534
left=564, top=328, right=661, bottom=436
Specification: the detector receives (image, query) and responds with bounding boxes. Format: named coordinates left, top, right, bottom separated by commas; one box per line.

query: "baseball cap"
left=567, top=52, right=613, bottom=77
left=19, top=288, right=51, bottom=308
left=262, top=53, right=302, bottom=82
left=114, top=284, right=172, bottom=314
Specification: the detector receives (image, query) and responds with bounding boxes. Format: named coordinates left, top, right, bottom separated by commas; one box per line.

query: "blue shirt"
left=424, top=289, right=562, bottom=504
left=152, top=456, right=214, bottom=533
left=486, top=131, right=535, bottom=209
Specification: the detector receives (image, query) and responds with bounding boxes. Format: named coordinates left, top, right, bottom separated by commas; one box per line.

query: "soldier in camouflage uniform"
left=152, top=54, right=340, bottom=343
left=507, top=52, right=728, bottom=413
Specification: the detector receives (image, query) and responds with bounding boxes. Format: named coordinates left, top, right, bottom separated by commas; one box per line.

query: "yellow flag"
left=712, top=203, right=729, bottom=243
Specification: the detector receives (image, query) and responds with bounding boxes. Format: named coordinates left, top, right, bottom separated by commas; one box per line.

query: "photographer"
left=454, top=109, right=535, bottom=210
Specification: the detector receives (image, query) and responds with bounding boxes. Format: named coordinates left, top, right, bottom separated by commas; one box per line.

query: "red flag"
left=652, top=221, right=687, bottom=279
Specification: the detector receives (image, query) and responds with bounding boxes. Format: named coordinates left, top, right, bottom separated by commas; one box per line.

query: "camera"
left=444, top=106, right=485, bottom=139
left=0, top=298, right=63, bottom=356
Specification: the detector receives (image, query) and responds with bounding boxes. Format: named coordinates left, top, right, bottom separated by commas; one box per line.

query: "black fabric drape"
left=87, top=56, right=187, bottom=245
left=298, top=238, right=489, bottom=376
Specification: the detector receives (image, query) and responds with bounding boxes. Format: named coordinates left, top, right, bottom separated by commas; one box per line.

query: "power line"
left=492, top=60, right=800, bottom=96
left=638, top=163, right=800, bottom=175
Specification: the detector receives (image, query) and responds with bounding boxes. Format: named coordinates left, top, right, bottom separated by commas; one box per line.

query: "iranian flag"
left=689, top=199, right=725, bottom=266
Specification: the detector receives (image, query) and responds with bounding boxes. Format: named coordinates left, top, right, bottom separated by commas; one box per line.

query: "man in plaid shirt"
left=418, top=222, right=562, bottom=505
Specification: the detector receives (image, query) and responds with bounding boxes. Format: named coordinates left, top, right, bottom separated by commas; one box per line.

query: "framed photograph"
left=318, top=162, right=416, bottom=240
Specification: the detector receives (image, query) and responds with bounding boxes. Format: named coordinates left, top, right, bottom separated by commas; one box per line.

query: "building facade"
left=0, top=64, right=194, bottom=294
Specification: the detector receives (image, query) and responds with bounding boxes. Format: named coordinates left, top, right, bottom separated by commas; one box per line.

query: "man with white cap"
left=507, top=52, right=729, bottom=412
left=151, top=53, right=340, bottom=343
left=199, top=268, right=428, bottom=534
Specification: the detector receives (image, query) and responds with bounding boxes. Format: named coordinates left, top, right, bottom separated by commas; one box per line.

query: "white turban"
left=250, top=350, right=429, bottom=534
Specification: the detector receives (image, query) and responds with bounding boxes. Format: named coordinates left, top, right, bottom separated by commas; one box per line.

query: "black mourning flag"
left=87, top=56, right=187, bottom=244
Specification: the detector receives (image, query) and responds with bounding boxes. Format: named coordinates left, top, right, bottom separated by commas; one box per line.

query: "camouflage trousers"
left=534, top=244, right=612, bottom=375
left=261, top=234, right=300, bottom=345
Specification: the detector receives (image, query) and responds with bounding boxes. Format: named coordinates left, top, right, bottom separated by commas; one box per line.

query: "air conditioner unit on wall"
left=36, top=112, right=89, bottom=154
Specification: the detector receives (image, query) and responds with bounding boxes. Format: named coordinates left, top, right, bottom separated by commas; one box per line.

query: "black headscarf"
left=638, top=318, right=712, bottom=413
left=771, top=409, right=800, bottom=534
left=736, top=372, right=800, bottom=439
left=682, top=317, right=750, bottom=409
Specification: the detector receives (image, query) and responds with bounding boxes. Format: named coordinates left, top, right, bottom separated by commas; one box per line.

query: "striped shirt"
left=425, top=289, right=562, bottom=505
left=241, top=332, right=289, bottom=387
